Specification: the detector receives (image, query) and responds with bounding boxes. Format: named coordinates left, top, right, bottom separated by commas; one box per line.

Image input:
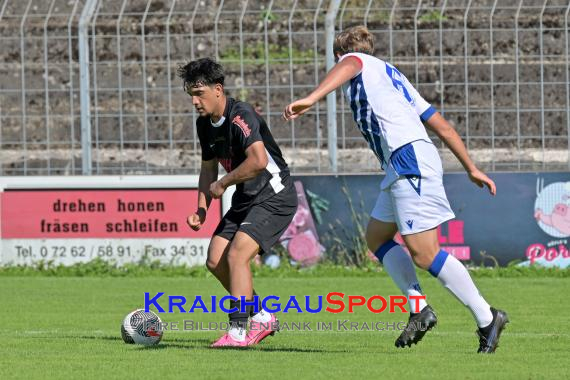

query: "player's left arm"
left=209, top=141, right=268, bottom=199
left=425, top=112, right=496, bottom=196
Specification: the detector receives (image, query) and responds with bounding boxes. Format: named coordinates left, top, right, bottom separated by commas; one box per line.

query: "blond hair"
left=333, top=26, right=374, bottom=57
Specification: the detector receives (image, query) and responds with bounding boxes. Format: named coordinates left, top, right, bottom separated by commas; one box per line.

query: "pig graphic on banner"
left=522, top=179, right=570, bottom=268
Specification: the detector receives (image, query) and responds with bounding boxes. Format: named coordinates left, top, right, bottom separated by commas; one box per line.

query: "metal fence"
left=1, top=0, right=569, bottom=175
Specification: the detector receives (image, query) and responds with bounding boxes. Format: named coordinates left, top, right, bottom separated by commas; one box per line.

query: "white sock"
left=228, top=326, right=246, bottom=341
left=252, top=309, right=272, bottom=323
left=375, top=240, right=427, bottom=314
left=429, top=250, right=493, bottom=328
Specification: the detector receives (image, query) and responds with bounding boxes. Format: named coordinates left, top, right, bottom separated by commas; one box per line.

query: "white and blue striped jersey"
left=339, top=52, right=437, bottom=169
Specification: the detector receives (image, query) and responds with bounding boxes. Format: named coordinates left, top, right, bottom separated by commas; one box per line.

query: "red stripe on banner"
left=1, top=190, right=221, bottom=238
left=444, top=246, right=471, bottom=260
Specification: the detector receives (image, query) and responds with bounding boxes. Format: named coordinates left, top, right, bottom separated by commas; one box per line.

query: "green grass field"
left=1, top=272, right=569, bottom=379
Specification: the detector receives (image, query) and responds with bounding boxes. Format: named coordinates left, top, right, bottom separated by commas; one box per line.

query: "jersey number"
left=385, top=63, right=414, bottom=105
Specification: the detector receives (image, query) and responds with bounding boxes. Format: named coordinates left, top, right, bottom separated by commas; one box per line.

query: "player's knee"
left=226, top=248, right=248, bottom=266
left=412, top=255, right=432, bottom=270
left=206, top=257, right=219, bottom=274
left=408, top=248, right=437, bottom=270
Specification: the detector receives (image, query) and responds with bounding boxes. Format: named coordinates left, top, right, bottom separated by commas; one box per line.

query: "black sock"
left=249, top=291, right=262, bottom=317
left=229, top=300, right=249, bottom=329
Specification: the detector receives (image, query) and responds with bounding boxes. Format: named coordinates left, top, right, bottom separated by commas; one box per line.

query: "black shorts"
left=214, top=182, right=298, bottom=254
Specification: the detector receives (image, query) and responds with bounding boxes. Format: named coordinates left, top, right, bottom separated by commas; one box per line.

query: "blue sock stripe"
left=374, top=240, right=398, bottom=263
left=428, top=250, right=449, bottom=277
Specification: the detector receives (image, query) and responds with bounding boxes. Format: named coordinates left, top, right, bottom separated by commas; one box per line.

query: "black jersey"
left=196, top=97, right=291, bottom=211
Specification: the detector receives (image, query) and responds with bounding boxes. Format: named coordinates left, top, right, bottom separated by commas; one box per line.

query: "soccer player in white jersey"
left=283, top=26, right=508, bottom=353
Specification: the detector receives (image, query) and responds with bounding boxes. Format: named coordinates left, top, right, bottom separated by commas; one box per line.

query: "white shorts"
left=371, top=140, right=455, bottom=235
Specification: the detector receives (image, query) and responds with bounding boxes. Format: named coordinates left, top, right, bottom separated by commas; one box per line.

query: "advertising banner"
left=292, top=172, right=570, bottom=267
left=0, top=177, right=222, bottom=266
left=2, top=173, right=569, bottom=268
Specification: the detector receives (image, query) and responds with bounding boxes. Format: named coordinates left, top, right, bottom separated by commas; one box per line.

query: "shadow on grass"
left=78, top=335, right=123, bottom=341
left=140, top=343, right=348, bottom=353
left=77, top=334, right=211, bottom=349
left=73, top=334, right=350, bottom=353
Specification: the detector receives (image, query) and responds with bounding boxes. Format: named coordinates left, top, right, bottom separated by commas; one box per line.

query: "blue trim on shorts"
left=390, top=143, right=422, bottom=195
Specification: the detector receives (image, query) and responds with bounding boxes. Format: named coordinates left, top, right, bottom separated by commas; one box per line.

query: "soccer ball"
left=121, top=309, right=163, bottom=346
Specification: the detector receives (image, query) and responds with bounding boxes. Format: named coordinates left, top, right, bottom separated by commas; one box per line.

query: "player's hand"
left=209, top=180, right=226, bottom=199
left=187, top=209, right=206, bottom=231
left=468, top=168, right=496, bottom=196
left=282, top=97, right=315, bottom=121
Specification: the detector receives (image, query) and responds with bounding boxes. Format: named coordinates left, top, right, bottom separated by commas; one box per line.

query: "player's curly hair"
left=177, top=58, right=225, bottom=90
left=333, top=25, right=374, bottom=57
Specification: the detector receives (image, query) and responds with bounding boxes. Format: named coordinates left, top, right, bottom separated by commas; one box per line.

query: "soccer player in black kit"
left=178, top=58, right=297, bottom=347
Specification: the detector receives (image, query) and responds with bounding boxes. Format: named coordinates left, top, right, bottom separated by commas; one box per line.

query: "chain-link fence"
left=1, top=0, right=569, bottom=175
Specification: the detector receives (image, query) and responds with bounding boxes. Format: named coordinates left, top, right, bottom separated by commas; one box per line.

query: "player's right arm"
left=188, top=158, right=219, bottom=231
left=282, top=56, right=362, bottom=121
left=189, top=120, right=219, bottom=231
